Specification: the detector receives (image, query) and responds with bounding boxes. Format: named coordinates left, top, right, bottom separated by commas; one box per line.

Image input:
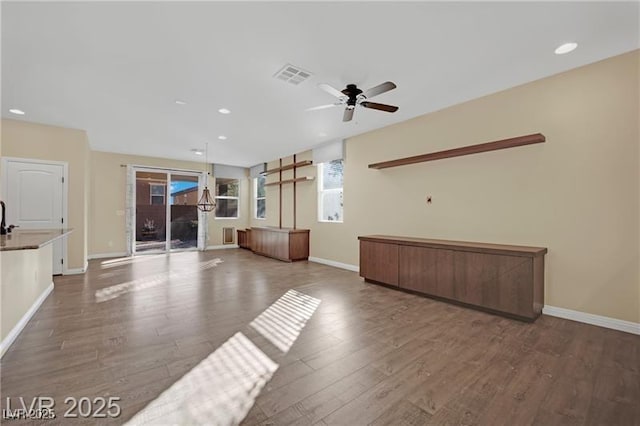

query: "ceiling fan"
left=307, top=81, right=398, bottom=122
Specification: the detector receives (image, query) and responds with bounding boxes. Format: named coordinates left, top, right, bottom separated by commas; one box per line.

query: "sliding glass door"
left=134, top=168, right=203, bottom=254
left=135, top=171, right=168, bottom=253
left=169, top=174, right=199, bottom=250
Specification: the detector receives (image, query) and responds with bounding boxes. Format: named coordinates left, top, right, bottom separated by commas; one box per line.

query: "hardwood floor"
left=1, top=249, right=638, bottom=425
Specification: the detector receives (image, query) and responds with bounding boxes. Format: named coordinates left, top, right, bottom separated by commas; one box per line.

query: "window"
left=318, top=159, right=343, bottom=222
left=150, top=183, right=166, bottom=205
left=215, top=178, right=239, bottom=218
left=254, top=175, right=266, bottom=219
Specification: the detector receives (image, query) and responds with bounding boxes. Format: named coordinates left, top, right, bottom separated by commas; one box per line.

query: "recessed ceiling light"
left=555, top=42, right=578, bottom=55
left=9, top=108, right=25, bottom=115
left=191, top=149, right=204, bottom=155
left=175, top=100, right=187, bottom=105
left=318, top=132, right=327, bottom=137
left=218, top=108, right=231, bottom=114
left=218, top=135, right=227, bottom=140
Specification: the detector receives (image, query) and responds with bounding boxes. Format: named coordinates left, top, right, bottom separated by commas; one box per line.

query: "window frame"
left=149, top=183, right=166, bottom=205
left=214, top=177, right=240, bottom=220
left=254, top=175, right=266, bottom=220
left=317, top=160, right=344, bottom=223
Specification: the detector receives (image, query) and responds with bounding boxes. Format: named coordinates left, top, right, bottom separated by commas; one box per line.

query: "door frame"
left=130, top=165, right=206, bottom=255
left=1, top=156, right=69, bottom=273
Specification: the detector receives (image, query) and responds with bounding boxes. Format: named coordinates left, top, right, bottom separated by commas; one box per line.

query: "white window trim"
left=214, top=178, right=240, bottom=220
left=317, top=162, right=344, bottom=223
left=254, top=176, right=266, bottom=220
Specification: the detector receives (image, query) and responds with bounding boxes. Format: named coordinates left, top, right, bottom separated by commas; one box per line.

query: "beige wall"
left=263, top=50, right=640, bottom=323
left=90, top=151, right=249, bottom=255
left=0, top=120, right=250, bottom=264
left=1, top=244, right=53, bottom=344
left=1, top=119, right=90, bottom=270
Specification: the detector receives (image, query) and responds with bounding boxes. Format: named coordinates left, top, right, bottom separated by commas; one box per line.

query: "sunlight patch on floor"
left=126, top=332, right=277, bottom=425
left=250, top=290, right=322, bottom=353
left=100, top=254, right=165, bottom=268
left=126, top=289, right=321, bottom=425
left=94, top=258, right=224, bottom=302
left=99, top=251, right=197, bottom=268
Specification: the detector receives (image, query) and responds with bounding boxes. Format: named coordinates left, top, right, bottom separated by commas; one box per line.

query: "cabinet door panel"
left=398, top=246, right=437, bottom=293
left=453, top=251, right=499, bottom=305
left=435, top=249, right=455, bottom=298
left=494, top=257, right=533, bottom=317
left=272, top=232, right=290, bottom=260
left=360, top=241, right=399, bottom=286
left=453, top=251, right=534, bottom=317
left=289, top=232, right=309, bottom=261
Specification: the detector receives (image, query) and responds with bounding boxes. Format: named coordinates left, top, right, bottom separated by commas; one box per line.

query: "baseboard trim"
left=63, top=265, right=86, bottom=275
left=88, top=252, right=128, bottom=260
left=206, top=245, right=240, bottom=250
left=308, top=256, right=359, bottom=273
left=543, top=305, right=640, bottom=335
left=1, top=282, right=54, bottom=357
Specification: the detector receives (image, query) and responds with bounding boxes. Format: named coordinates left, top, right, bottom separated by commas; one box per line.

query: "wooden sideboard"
left=358, top=235, right=547, bottom=321
left=251, top=227, right=309, bottom=262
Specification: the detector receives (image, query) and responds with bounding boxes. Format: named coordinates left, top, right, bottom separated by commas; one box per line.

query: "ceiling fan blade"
left=363, top=81, right=397, bottom=99
left=306, top=103, right=341, bottom=111
left=360, top=101, right=398, bottom=113
left=343, top=107, right=354, bottom=122
left=318, top=83, right=345, bottom=98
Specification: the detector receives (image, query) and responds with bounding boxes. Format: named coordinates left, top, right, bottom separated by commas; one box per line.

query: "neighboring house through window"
left=215, top=178, right=240, bottom=218
left=150, top=183, right=166, bottom=205
left=254, top=175, right=266, bottom=219
left=318, top=159, right=343, bottom=222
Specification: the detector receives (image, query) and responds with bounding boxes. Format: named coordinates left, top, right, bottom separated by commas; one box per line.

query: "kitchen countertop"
left=0, top=229, right=73, bottom=252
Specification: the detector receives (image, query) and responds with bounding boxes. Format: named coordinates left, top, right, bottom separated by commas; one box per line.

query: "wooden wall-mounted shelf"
left=264, top=176, right=314, bottom=187
left=368, top=133, right=546, bottom=170
left=264, top=160, right=313, bottom=175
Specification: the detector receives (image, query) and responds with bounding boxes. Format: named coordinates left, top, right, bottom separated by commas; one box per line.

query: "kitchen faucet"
left=0, top=201, right=6, bottom=235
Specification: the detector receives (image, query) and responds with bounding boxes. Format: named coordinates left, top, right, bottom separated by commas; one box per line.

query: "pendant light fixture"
left=197, top=142, right=216, bottom=212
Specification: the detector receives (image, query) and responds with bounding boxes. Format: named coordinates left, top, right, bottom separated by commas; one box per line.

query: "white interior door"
left=2, top=159, right=66, bottom=274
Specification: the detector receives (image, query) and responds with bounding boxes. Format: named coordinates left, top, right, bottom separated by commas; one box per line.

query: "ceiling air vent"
left=273, top=63, right=312, bottom=85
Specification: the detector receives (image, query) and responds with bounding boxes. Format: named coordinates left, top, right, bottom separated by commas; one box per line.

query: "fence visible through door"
left=131, top=167, right=205, bottom=254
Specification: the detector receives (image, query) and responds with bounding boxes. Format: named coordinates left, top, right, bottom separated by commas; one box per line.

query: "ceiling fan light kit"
left=309, top=81, right=399, bottom=122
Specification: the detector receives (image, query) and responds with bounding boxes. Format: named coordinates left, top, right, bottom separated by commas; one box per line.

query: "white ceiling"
left=2, top=2, right=638, bottom=167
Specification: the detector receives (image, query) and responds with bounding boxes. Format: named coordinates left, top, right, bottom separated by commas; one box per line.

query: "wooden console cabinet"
left=252, top=227, right=309, bottom=262
left=358, top=235, right=547, bottom=321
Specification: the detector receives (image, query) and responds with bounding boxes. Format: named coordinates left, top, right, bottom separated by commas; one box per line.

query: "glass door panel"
left=169, top=174, right=199, bottom=250
left=135, top=171, right=168, bottom=253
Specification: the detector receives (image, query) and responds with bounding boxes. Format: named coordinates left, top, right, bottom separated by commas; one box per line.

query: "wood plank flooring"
left=1, top=249, right=638, bottom=425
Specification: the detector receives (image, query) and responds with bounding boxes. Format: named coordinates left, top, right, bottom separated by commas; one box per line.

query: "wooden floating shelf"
left=264, top=176, right=315, bottom=187
left=368, top=133, right=546, bottom=170
left=264, top=160, right=313, bottom=175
